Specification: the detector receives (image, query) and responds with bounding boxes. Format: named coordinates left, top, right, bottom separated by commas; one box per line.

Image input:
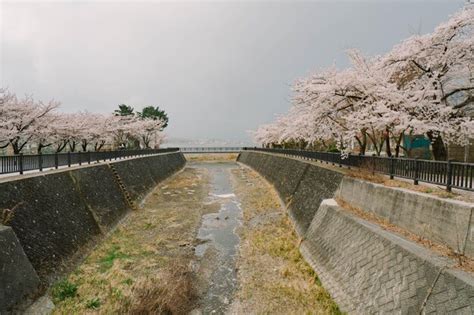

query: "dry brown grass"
left=51, top=168, right=214, bottom=314
left=336, top=197, right=474, bottom=273
left=122, top=262, right=197, bottom=315
left=345, top=167, right=471, bottom=201
left=185, top=153, right=238, bottom=162
left=229, top=166, right=342, bottom=314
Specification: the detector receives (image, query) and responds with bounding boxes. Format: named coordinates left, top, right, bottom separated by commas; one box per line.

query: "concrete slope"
left=301, top=200, right=474, bottom=314
left=0, top=152, right=185, bottom=312
left=238, top=150, right=474, bottom=313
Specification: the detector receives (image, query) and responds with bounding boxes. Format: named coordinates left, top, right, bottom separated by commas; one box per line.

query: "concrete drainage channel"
left=3, top=150, right=474, bottom=313
left=191, top=162, right=242, bottom=313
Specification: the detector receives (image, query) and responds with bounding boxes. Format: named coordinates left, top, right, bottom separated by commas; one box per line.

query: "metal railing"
left=179, top=147, right=243, bottom=153
left=244, top=147, right=474, bottom=192
left=0, top=148, right=179, bottom=176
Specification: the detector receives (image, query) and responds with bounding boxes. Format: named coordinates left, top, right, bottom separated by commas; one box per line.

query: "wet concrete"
left=190, top=162, right=242, bottom=314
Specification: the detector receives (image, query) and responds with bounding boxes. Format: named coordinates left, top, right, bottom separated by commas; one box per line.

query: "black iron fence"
left=244, top=147, right=474, bottom=192
left=0, top=148, right=179, bottom=176
left=179, top=147, right=243, bottom=153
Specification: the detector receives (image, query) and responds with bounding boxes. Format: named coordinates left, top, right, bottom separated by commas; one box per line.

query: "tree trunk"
left=355, top=133, right=367, bottom=155
left=394, top=133, right=404, bottom=158
left=69, top=141, right=76, bottom=152
left=12, top=143, right=20, bottom=155
left=56, top=140, right=68, bottom=153
left=427, top=132, right=448, bottom=161
left=384, top=129, right=392, bottom=157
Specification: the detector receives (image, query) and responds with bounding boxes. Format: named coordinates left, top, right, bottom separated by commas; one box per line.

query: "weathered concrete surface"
left=337, top=177, right=474, bottom=257
left=238, top=151, right=307, bottom=201
left=69, top=165, right=129, bottom=230
left=0, top=171, right=103, bottom=280
left=0, top=152, right=185, bottom=310
left=23, top=296, right=55, bottom=315
left=111, top=152, right=186, bottom=201
left=301, top=199, right=474, bottom=314
left=289, top=164, right=343, bottom=236
left=0, top=225, right=41, bottom=312
left=238, top=151, right=343, bottom=236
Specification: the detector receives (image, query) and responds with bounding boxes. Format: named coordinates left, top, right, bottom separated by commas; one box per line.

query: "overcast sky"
left=0, top=0, right=467, bottom=145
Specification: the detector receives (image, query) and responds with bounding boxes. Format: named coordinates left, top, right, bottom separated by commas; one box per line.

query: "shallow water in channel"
left=190, top=162, right=242, bottom=314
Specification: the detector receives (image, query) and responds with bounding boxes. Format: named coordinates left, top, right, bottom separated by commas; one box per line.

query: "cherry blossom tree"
left=0, top=90, right=59, bottom=154
left=254, top=6, right=473, bottom=160
left=0, top=88, right=168, bottom=155
left=132, top=118, right=166, bottom=149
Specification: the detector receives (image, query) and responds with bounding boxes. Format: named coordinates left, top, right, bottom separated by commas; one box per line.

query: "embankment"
left=238, top=150, right=474, bottom=313
left=0, top=152, right=185, bottom=312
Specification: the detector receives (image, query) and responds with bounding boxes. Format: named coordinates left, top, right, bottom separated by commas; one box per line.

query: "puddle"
left=190, top=162, right=242, bottom=314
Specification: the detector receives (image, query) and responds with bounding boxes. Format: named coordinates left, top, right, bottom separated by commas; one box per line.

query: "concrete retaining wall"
left=337, top=177, right=474, bottom=257
left=0, top=225, right=41, bottom=312
left=237, top=151, right=343, bottom=235
left=112, top=152, right=186, bottom=201
left=0, top=152, right=185, bottom=312
left=301, top=200, right=474, bottom=314
left=238, top=150, right=474, bottom=313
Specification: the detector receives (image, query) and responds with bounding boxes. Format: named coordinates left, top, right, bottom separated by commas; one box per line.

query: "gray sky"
left=0, top=0, right=466, bottom=145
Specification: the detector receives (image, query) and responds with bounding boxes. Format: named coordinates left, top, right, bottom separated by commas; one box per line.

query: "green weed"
left=85, top=298, right=101, bottom=309
left=52, top=280, right=78, bottom=302
left=99, top=245, right=129, bottom=271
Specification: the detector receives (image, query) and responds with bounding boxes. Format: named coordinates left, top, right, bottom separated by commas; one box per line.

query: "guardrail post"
left=447, top=160, right=453, bottom=192
left=87, top=151, right=91, bottom=164
left=19, top=153, right=24, bottom=175
left=55, top=152, right=59, bottom=169
left=78, top=152, right=82, bottom=166
left=67, top=152, right=71, bottom=167
left=38, top=152, right=43, bottom=171
left=414, top=159, right=419, bottom=185
left=390, top=156, right=394, bottom=179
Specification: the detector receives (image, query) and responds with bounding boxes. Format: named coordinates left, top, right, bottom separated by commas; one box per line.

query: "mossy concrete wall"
left=238, top=150, right=474, bottom=313
left=0, top=152, right=185, bottom=312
